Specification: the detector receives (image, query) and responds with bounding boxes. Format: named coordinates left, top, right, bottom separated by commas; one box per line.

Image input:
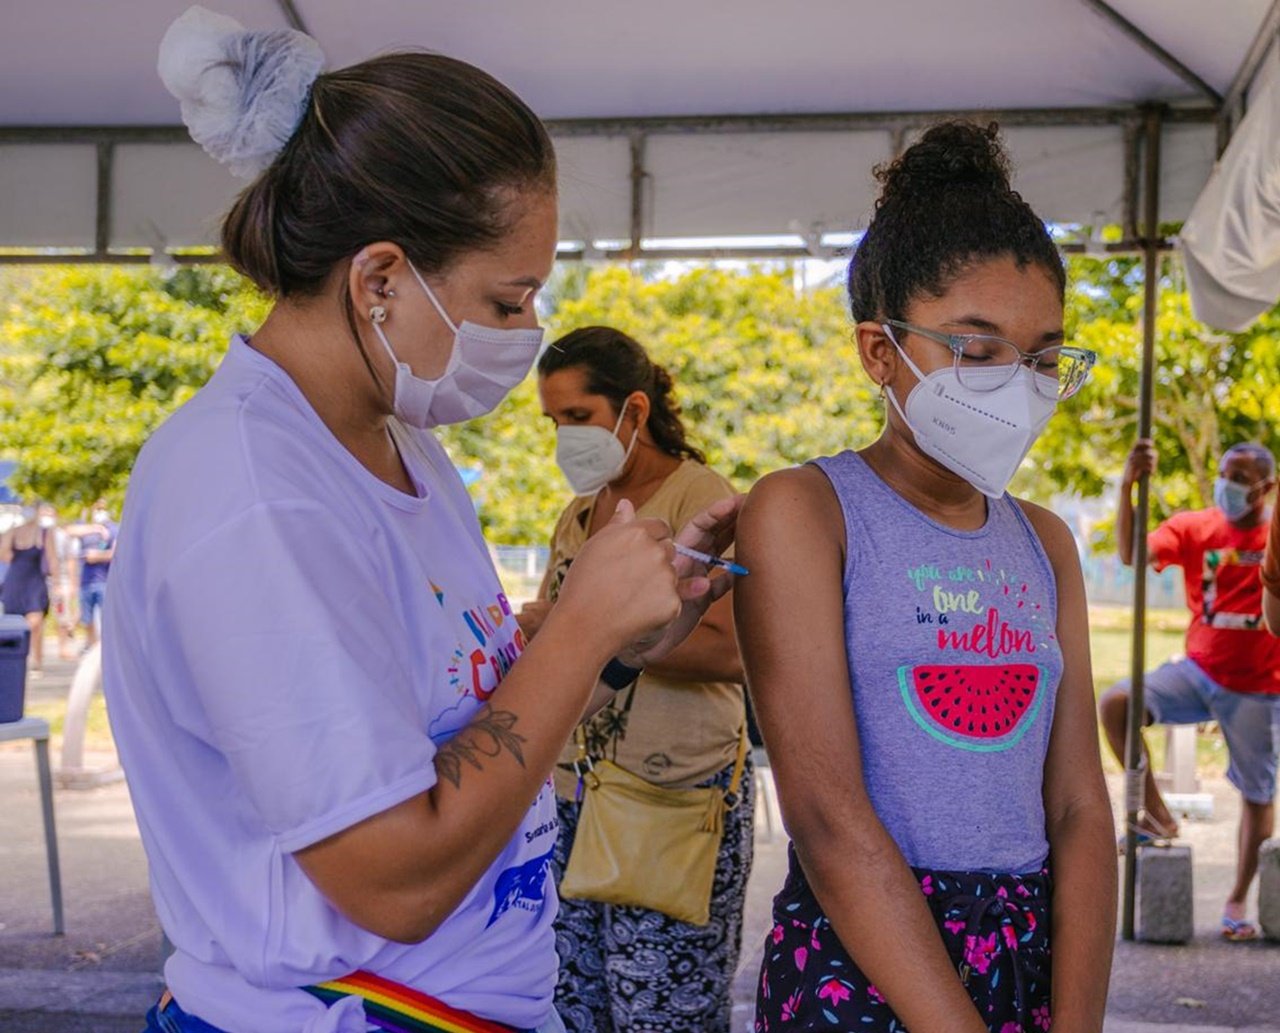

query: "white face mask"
left=883, top=331, right=1057, bottom=498
left=555, top=405, right=639, bottom=496
left=39, top=516, right=56, bottom=529
left=92, top=509, right=110, bottom=524
left=371, top=263, right=544, bottom=429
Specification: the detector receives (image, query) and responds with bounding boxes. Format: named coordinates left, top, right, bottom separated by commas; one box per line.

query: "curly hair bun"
left=877, top=121, right=1012, bottom=204
left=846, top=119, right=1063, bottom=323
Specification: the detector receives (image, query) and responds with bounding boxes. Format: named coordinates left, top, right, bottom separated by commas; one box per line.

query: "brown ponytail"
left=220, top=52, right=556, bottom=297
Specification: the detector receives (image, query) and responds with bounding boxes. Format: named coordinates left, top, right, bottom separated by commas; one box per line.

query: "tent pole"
left=1121, top=103, right=1164, bottom=942
left=627, top=131, right=646, bottom=262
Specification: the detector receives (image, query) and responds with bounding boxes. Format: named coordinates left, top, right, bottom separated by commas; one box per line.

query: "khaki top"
left=544, top=459, right=745, bottom=795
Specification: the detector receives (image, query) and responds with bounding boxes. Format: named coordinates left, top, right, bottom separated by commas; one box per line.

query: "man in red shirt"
left=1100, top=440, right=1280, bottom=942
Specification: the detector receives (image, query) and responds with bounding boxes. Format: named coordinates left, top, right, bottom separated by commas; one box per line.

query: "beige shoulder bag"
left=559, top=729, right=749, bottom=926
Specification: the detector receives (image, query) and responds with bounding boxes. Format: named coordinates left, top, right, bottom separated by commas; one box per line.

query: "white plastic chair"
left=1, top=715, right=65, bottom=934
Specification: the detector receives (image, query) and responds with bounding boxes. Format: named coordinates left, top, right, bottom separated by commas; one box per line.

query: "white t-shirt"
left=103, top=337, right=558, bottom=1033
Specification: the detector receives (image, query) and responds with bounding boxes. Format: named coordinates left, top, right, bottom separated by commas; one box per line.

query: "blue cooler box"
left=0, top=614, right=31, bottom=722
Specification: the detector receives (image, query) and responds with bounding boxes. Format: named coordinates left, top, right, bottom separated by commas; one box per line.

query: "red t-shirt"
left=1148, top=507, right=1280, bottom=694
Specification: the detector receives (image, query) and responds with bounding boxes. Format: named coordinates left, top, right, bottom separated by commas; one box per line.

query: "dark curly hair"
left=847, top=120, right=1064, bottom=322
left=537, top=326, right=707, bottom=464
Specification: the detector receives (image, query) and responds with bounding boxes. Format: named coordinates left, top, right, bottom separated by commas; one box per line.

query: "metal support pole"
left=94, top=142, right=113, bottom=257
left=1121, top=103, right=1164, bottom=941
left=627, top=131, right=647, bottom=262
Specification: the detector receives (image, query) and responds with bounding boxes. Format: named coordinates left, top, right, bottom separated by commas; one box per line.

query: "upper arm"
left=1147, top=516, right=1185, bottom=572
left=735, top=466, right=873, bottom=836
left=1017, top=501, right=1110, bottom=824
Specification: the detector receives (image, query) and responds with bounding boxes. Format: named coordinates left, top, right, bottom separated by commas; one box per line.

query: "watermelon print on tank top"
left=812, top=450, right=1063, bottom=874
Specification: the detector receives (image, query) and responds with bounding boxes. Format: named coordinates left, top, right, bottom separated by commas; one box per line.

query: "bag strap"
left=725, top=725, right=750, bottom=799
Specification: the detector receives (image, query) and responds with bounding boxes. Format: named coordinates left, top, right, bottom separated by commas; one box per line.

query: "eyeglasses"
left=883, top=320, right=1097, bottom=401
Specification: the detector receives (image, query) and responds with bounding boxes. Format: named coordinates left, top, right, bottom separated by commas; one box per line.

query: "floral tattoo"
left=434, top=705, right=527, bottom=789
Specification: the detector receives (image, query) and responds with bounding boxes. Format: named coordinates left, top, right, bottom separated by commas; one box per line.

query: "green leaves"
left=1016, top=256, right=1280, bottom=530
left=4, top=257, right=1276, bottom=552
left=0, top=265, right=266, bottom=510
left=438, top=264, right=880, bottom=541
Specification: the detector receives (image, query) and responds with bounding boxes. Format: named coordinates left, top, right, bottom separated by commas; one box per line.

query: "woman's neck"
left=860, top=431, right=989, bottom=531
left=587, top=441, right=683, bottom=535
left=248, top=301, right=413, bottom=493
left=608, top=440, right=682, bottom=499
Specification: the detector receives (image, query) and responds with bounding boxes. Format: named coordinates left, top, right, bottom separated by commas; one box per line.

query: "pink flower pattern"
left=964, top=931, right=999, bottom=975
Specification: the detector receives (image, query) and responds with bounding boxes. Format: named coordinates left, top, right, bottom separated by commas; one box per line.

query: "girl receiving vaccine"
left=737, top=122, right=1116, bottom=1033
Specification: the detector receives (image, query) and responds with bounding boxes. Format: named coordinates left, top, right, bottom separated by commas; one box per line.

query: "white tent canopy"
left=1, top=0, right=1278, bottom=262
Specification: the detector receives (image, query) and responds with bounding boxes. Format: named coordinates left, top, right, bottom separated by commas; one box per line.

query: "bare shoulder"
left=1013, top=497, right=1078, bottom=570
left=743, top=464, right=839, bottom=526
left=737, top=465, right=845, bottom=575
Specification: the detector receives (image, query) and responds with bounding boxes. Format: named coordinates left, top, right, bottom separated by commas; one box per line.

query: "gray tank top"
left=812, top=450, right=1063, bottom=873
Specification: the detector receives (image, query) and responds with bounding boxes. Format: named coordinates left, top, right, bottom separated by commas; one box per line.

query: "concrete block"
left=1260, top=837, right=1280, bottom=942
left=1137, top=843, right=1193, bottom=944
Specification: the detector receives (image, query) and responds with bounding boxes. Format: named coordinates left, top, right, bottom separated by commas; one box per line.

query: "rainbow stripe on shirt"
left=304, top=970, right=524, bottom=1033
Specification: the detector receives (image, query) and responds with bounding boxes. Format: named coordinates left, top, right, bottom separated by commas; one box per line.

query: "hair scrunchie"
left=158, top=5, right=325, bottom=179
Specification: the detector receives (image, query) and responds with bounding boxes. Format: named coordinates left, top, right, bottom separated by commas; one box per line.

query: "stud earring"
left=370, top=305, right=388, bottom=324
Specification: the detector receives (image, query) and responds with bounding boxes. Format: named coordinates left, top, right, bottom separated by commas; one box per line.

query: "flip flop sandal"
left=1221, top=916, right=1260, bottom=942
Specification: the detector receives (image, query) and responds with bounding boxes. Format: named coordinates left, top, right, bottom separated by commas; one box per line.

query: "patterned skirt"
left=756, top=845, right=1051, bottom=1033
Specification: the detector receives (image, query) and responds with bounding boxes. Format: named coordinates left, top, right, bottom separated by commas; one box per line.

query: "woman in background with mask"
left=738, top=122, right=1115, bottom=1033
left=103, top=10, right=738, bottom=1033
left=517, top=327, right=751, bottom=1033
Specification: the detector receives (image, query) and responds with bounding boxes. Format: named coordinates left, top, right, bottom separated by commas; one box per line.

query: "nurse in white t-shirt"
left=103, top=10, right=740, bottom=1033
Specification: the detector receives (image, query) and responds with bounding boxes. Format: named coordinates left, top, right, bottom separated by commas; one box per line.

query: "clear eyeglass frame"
left=883, top=319, right=1098, bottom=401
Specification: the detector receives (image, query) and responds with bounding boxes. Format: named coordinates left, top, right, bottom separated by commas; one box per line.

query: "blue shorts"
left=1125, top=658, right=1280, bottom=804
left=80, top=581, right=107, bottom=628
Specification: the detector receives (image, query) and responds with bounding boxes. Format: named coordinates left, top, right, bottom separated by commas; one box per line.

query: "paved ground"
left=2, top=655, right=1277, bottom=1032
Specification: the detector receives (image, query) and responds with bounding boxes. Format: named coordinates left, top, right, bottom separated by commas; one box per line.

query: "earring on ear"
left=370, top=305, right=388, bottom=324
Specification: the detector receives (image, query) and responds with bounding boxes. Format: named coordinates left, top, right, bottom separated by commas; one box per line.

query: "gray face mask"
left=371, top=263, right=545, bottom=429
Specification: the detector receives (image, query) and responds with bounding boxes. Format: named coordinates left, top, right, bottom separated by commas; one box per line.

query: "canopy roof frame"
left=0, top=102, right=1220, bottom=265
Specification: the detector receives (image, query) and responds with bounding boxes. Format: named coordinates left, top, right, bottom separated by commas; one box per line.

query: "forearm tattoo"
left=434, top=705, right=527, bottom=790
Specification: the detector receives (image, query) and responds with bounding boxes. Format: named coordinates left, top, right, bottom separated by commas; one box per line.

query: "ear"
left=855, top=320, right=898, bottom=390
left=624, top=389, right=651, bottom=430
left=349, top=241, right=409, bottom=322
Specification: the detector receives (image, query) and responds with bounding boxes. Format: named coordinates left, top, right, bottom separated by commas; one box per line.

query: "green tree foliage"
left=443, top=264, right=879, bottom=541
left=0, top=266, right=268, bottom=512
left=0, top=263, right=876, bottom=539
left=1013, top=255, right=1280, bottom=529
left=4, top=258, right=1279, bottom=548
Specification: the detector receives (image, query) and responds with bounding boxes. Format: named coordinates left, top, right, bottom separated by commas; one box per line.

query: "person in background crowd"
left=1105, top=440, right=1280, bottom=941
left=738, top=121, right=1114, bottom=1033
left=67, top=498, right=117, bottom=652
left=520, top=326, right=751, bottom=1033
left=0, top=502, right=59, bottom=677
left=38, top=502, right=80, bottom=660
